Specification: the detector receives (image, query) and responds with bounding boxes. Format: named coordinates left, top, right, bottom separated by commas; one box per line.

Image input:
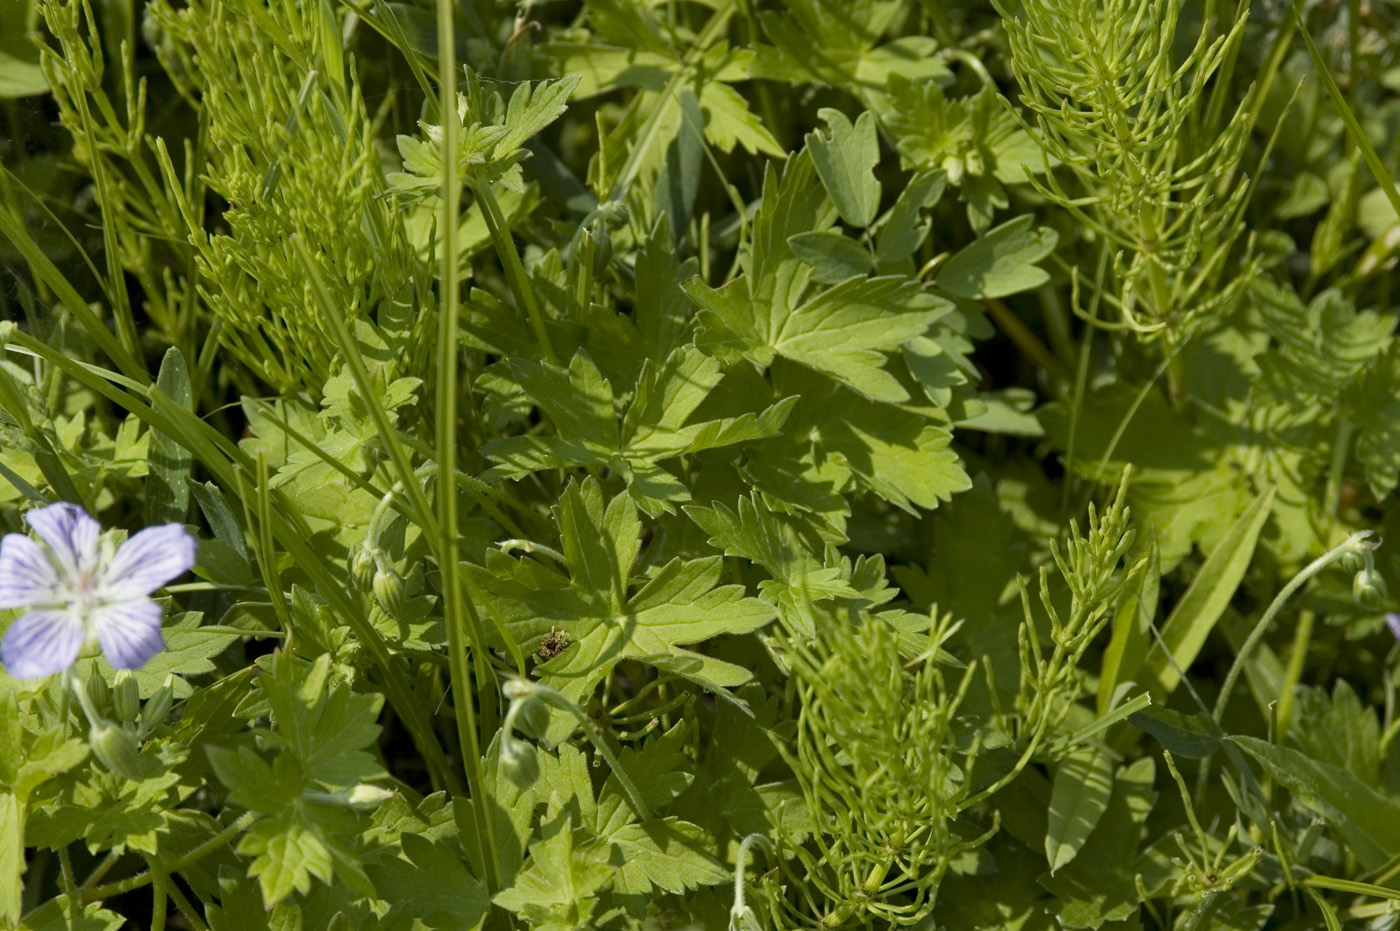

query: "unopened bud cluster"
left=79, top=672, right=179, bottom=782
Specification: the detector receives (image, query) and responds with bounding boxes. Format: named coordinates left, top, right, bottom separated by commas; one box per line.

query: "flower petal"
left=1387, top=612, right=1400, bottom=642
left=91, top=598, right=165, bottom=670
left=1, top=609, right=85, bottom=679
left=99, top=524, right=197, bottom=600
left=0, top=534, right=62, bottom=609
left=25, top=503, right=101, bottom=578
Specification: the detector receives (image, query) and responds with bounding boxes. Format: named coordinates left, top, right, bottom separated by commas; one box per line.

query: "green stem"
left=1274, top=609, right=1314, bottom=740
left=57, top=846, right=74, bottom=894
left=1213, top=532, right=1377, bottom=723
left=164, top=877, right=210, bottom=931
left=473, top=179, right=556, bottom=364
left=84, top=812, right=259, bottom=902
left=79, top=852, right=119, bottom=891
left=436, top=0, right=505, bottom=916
left=985, top=298, right=1070, bottom=385
left=144, top=856, right=168, bottom=931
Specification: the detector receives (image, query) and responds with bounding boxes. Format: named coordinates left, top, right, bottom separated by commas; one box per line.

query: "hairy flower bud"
left=352, top=545, right=379, bottom=591
left=89, top=723, right=143, bottom=781
left=142, top=676, right=176, bottom=734
left=502, top=677, right=538, bottom=702
left=1354, top=568, right=1389, bottom=609
left=113, top=670, right=140, bottom=723
left=373, top=565, right=405, bottom=616
left=501, top=737, right=540, bottom=790
left=512, top=696, right=550, bottom=742
left=86, top=674, right=110, bottom=714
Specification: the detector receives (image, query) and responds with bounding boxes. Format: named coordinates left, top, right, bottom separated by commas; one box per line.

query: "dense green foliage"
left=2, top=0, right=1400, bottom=928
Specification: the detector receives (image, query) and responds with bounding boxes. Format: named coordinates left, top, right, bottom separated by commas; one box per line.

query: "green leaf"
left=689, top=273, right=950, bottom=403
left=875, top=170, right=946, bottom=266
left=1232, top=735, right=1400, bottom=871
left=1288, top=681, right=1382, bottom=787
left=366, top=833, right=491, bottom=931
left=774, top=363, right=972, bottom=511
left=1129, top=707, right=1223, bottom=759
left=1, top=793, right=20, bottom=924
left=789, top=231, right=873, bottom=284
left=1356, top=399, right=1400, bottom=498
left=600, top=819, right=730, bottom=894
left=191, top=482, right=252, bottom=586
left=1098, top=535, right=1160, bottom=715
left=145, top=348, right=194, bottom=525
left=1037, top=758, right=1156, bottom=929
left=497, top=74, right=583, bottom=156
left=464, top=479, right=775, bottom=737
left=1142, top=487, right=1274, bottom=695
left=1046, top=749, right=1115, bottom=874
left=494, top=815, right=610, bottom=930
left=686, top=493, right=857, bottom=627
left=256, top=652, right=387, bottom=790
left=937, top=215, right=1058, bottom=299
left=806, top=109, right=882, bottom=228
left=207, top=746, right=306, bottom=816
left=481, top=348, right=794, bottom=512
left=0, top=38, right=47, bottom=99
left=17, top=894, right=123, bottom=931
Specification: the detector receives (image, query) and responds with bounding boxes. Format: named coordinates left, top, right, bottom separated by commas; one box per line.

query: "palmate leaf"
left=480, top=347, right=795, bottom=514
left=536, top=743, right=729, bottom=896
left=768, top=362, right=972, bottom=513
left=686, top=493, right=857, bottom=628
left=206, top=747, right=373, bottom=906
left=365, top=834, right=491, bottom=931
left=255, top=652, right=386, bottom=791
left=686, top=153, right=951, bottom=403
left=464, top=479, right=775, bottom=721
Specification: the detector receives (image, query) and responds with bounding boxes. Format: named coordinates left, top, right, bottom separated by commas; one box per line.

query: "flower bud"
left=141, top=676, right=176, bottom=734
left=86, top=674, right=110, bottom=714
left=345, top=784, right=395, bottom=808
left=113, top=670, right=140, bottom=723
left=89, top=723, right=144, bottom=781
left=500, top=737, right=539, bottom=791
left=502, top=677, right=538, bottom=702
left=352, top=545, right=378, bottom=590
left=1354, top=568, right=1389, bottom=609
left=373, top=565, right=405, bottom=616
left=1338, top=549, right=1368, bottom=574
left=512, top=696, right=550, bottom=742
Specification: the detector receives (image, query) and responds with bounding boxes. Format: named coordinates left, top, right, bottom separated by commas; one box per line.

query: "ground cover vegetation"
left=2, top=0, right=1400, bottom=928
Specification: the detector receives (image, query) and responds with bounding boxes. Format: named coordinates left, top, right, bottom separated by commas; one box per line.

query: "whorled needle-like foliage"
left=998, top=0, right=1262, bottom=339
left=762, top=612, right=992, bottom=929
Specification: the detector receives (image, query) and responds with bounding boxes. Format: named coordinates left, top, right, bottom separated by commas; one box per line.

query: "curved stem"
left=1213, top=532, right=1377, bottom=723
left=84, top=811, right=259, bottom=902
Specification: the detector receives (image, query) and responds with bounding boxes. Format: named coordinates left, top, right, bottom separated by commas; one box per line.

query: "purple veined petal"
left=1, top=608, right=85, bottom=679
left=0, top=534, right=62, bottom=609
left=1387, top=613, right=1400, bottom=642
left=90, top=597, right=165, bottom=670
left=25, top=503, right=101, bottom=578
left=98, top=524, right=197, bottom=601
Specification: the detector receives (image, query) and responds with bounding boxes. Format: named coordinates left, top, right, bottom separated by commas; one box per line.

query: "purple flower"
left=1388, top=612, right=1400, bottom=643
left=0, top=503, right=196, bottom=679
